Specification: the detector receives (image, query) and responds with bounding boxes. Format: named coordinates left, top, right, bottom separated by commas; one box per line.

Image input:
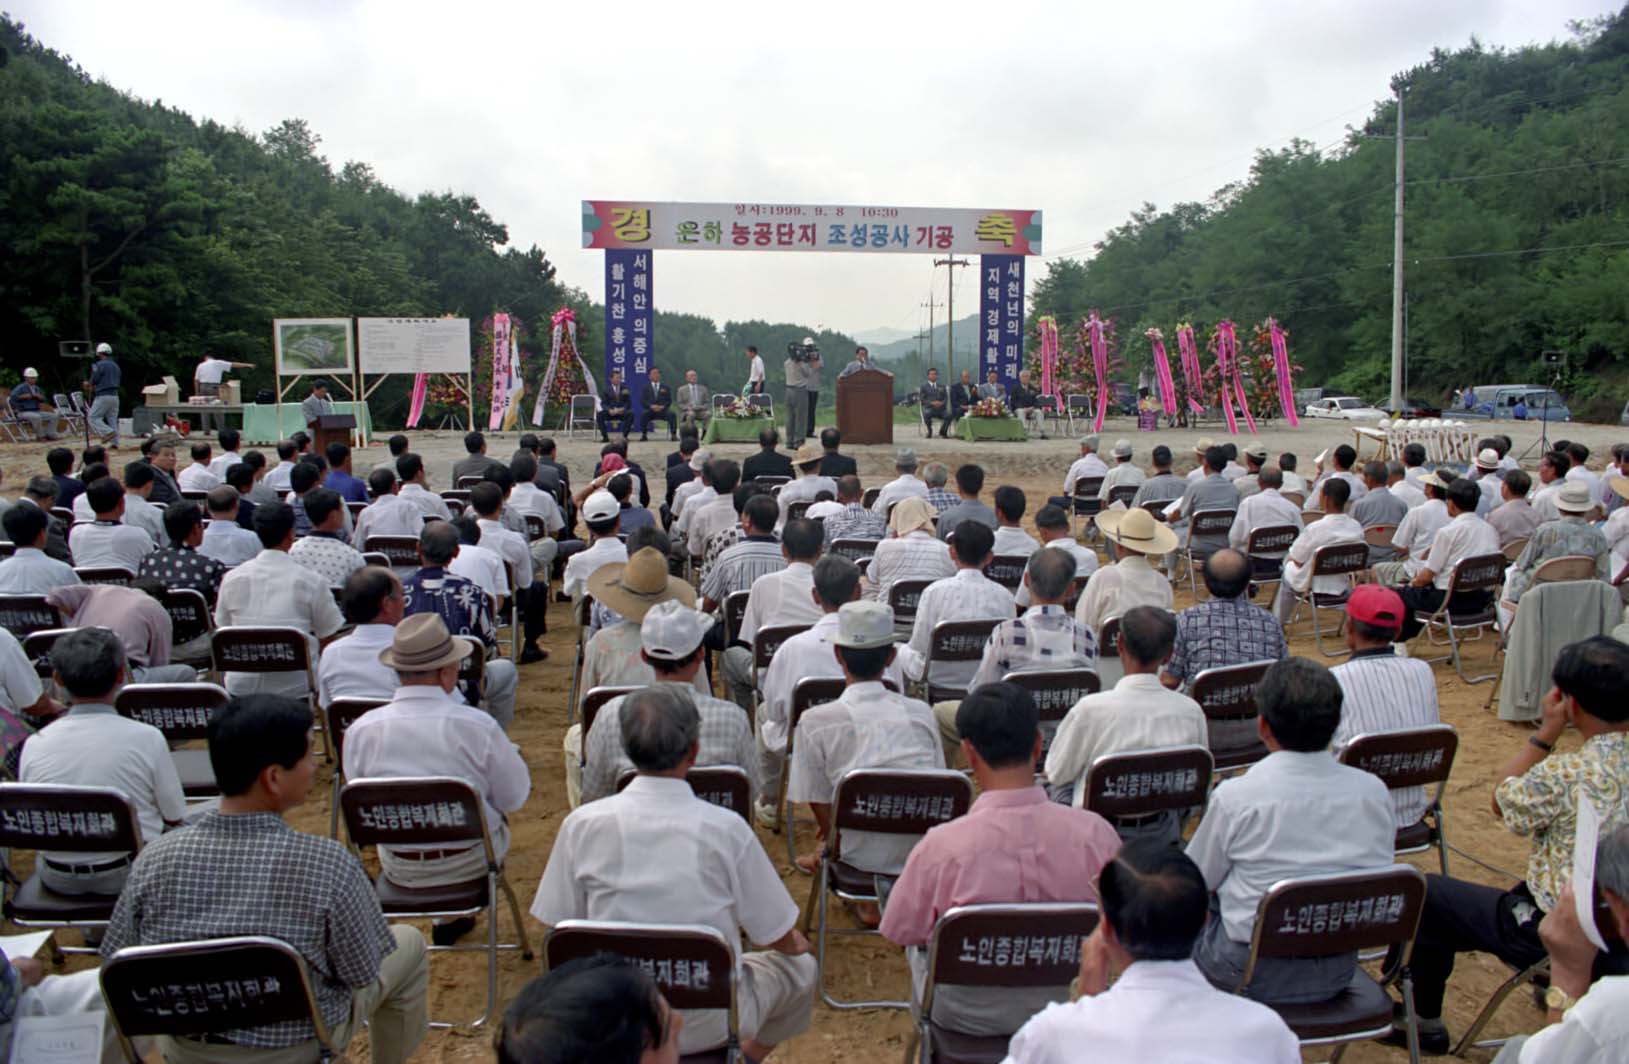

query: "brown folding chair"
left=1082, top=745, right=1213, bottom=840
left=787, top=499, right=813, bottom=524
left=578, top=685, right=640, bottom=764
left=754, top=475, right=791, bottom=490
left=160, top=587, right=214, bottom=667
left=179, top=490, right=209, bottom=504
left=545, top=920, right=740, bottom=1061
left=210, top=626, right=324, bottom=756
left=1412, top=552, right=1505, bottom=683
left=1286, top=541, right=1370, bottom=657
left=102, top=936, right=343, bottom=1062
left=323, top=697, right=388, bottom=838
left=1071, top=476, right=1104, bottom=537
left=863, top=486, right=882, bottom=510
left=1236, top=866, right=1428, bottom=1062
left=910, top=902, right=1100, bottom=1064
left=778, top=676, right=847, bottom=864
left=359, top=551, right=391, bottom=570
left=455, top=475, right=484, bottom=490
left=915, top=618, right=1003, bottom=703
left=0, top=595, right=62, bottom=641
left=1280, top=490, right=1305, bottom=509
left=750, top=623, right=811, bottom=715
left=0, top=782, right=142, bottom=956
left=1244, top=523, right=1300, bottom=597
left=73, top=565, right=135, bottom=586
left=1002, top=668, right=1100, bottom=767
left=340, top=776, right=534, bottom=1029
left=723, top=589, right=751, bottom=647
left=364, top=534, right=421, bottom=569
left=345, top=500, right=368, bottom=521
left=888, top=578, right=933, bottom=638
left=21, top=626, right=80, bottom=680
left=115, top=682, right=231, bottom=799
left=1175, top=509, right=1236, bottom=599
left=829, top=537, right=878, bottom=566
left=1338, top=725, right=1457, bottom=875
left=802, top=768, right=974, bottom=1010
left=523, top=513, right=548, bottom=542
left=1500, top=537, right=1529, bottom=562
left=1190, top=659, right=1276, bottom=774
left=981, top=554, right=1028, bottom=593
left=1107, top=483, right=1139, bottom=507
left=614, top=765, right=752, bottom=823
left=1362, top=523, right=1399, bottom=565
left=1531, top=553, right=1600, bottom=586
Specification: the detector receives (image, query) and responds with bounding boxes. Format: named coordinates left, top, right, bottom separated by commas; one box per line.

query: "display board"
left=272, top=318, right=354, bottom=377
left=358, top=317, right=472, bottom=374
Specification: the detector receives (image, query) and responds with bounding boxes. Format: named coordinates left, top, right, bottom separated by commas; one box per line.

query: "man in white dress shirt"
left=446, top=516, right=508, bottom=607
left=470, top=482, right=545, bottom=662
left=1016, top=504, right=1097, bottom=609
left=744, top=343, right=767, bottom=394
left=897, top=522, right=1015, bottom=697
left=0, top=506, right=79, bottom=594
left=505, top=454, right=567, bottom=579
left=1310, top=443, right=1368, bottom=503
left=670, top=448, right=713, bottom=528
left=1226, top=465, right=1303, bottom=550
left=990, top=486, right=1040, bottom=557
left=119, top=461, right=168, bottom=545
left=1387, top=459, right=1426, bottom=510
left=394, top=454, right=454, bottom=522
left=352, top=467, right=426, bottom=548
left=1052, top=436, right=1108, bottom=514
left=198, top=486, right=262, bottom=568
left=69, top=478, right=154, bottom=573
left=561, top=492, right=627, bottom=603
left=1095, top=439, right=1145, bottom=501
left=533, top=683, right=818, bottom=1060
left=1002, top=841, right=1300, bottom=1064
left=721, top=518, right=824, bottom=710
left=1563, top=441, right=1599, bottom=497
left=1075, top=507, right=1176, bottom=636
left=176, top=442, right=221, bottom=493
left=787, top=600, right=945, bottom=882
left=318, top=567, right=412, bottom=705
left=343, top=613, right=530, bottom=946
left=871, top=447, right=928, bottom=515
left=1186, top=657, right=1395, bottom=1003
left=1395, top=477, right=1502, bottom=642
left=1530, top=450, right=1570, bottom=522
left=206, top=427, right=246, bottom=478
left=1277, top=451, right=1309, bottom=497
left=1273, top=477, right=1363, bottom=623
left=263, top=439, right=298, bottom=495
left=684, top=460, right=743, bottom=561
left=1375, top=471, right=1454, bottom=586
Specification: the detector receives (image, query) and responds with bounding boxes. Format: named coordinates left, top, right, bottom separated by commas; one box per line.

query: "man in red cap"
left=1329, top=584, right=1440, bottom=830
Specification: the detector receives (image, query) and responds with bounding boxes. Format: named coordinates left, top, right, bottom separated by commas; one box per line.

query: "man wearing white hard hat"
left=82, top=342, right=121, bottom=446
left=9, top=368, right=60, bottom=439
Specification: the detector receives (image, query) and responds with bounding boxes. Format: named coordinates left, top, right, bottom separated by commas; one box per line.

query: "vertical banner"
left=980, top=254, right=1025, bottom=386
left=488, top=313, right=511, bottom=430
left=605, top=248, right=654, bottom=426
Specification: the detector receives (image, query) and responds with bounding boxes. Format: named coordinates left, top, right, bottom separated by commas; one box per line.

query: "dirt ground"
left=8, top=410, right=1625, bottom=1062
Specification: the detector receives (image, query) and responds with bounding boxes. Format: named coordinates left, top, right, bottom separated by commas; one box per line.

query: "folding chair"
left=1362, top=523, right=1399, bottom=565
left=0, top=594, right=63, bottom=640
left=888, top=578, right=934, bottom=639
left=52, top=393, right=86, bottom=436
left=1082, top=745, right=1213, bottom=841
left=364, top=534, right=421, bottom=569
left=751, top=623, right=811, bottom=717
left=981, top=554, right=1028, bottom=593
left=1500, top=537, right=1529, bottom=563
left=753, top=475, right=791, bottom=491
left=614, top=765, right=752, bottom=823
left=210, top=626, right=325, bottom=757
left=51, top=506, right=75, bottom=527
left=1338, top=725, right=1457, bottom=875
left=323, top=697, right=388, bottom=838
left=1530, top=553, right=1600, bottom=586
left=0, top=782, right=142, bottom=956
left=906, top=902, right=1098, bottom=1064
left=746, top=393, right=773, bottom=418
left=360, top=551, right=391, bottom=570
left=578, top=685, right=640, bottom=760
left=1190, top=659, right=1276, bottom=774
left=0, top=542, right=13, bottom=560
left=180, top=490, right=209, bottom=504
left=723, top=589, right=751, bottom=648
left=1063, top=574, right=1090, bottom=614
left=1106, top=483, right=1139, bottom=507
left=21, top=627, right=79, bottom=680
left=801, top=768, right=974, bottom=1009
left=863, top=486, right=882, bottom=510
left=72, top=565, right=134, bottom=586
left=712, top=393, right=734, bottom=416
left=566, top=594, right=595, bottom=722
left=1038, top=394, right=1068, bottom=436
left=914, top=618, right=1003, bottom=703
left=1002, top=668, right=1099, bottom=767
left=345, top=501, right=368, bottom=522
left=1285, top=541, right=1369, bottom=657
left=567, top=394, right=597, bottom=438
left=829, top=537, right=878, bottom=566
left=0, top=400, right=31, bottom=443
left=500, top=562, right=521, bottom=660
left=1280, top=490, right=1306, bottom=510
left=1236, top=865, right=1428, bottom=1063
left=523, top=513, right=548, bottom=542
left=115, top=682, right=230, bottom=799
left=1064, top=394, right=1091, bottom=434
left=1411, top=552, right=1504, bottom=683
left=455, top=475, right=484, bottom=490
left=1095, top=616, right=1122, bottom=657
left=440, top=488, right=471, bottom=511
left=1172, top=509, right=1236, bottom=599
left=777, top=676, right=846, bottom=864
left=340, top=776, right=534, bottom=1029
left=786, top=500, right=813, bottom=524
left=160, top=587, right=214, bottom=668
left=1070, top=476, right=1104, bottom=537
left=101, top=936, right=344, bottom=1063
left=1244, top=523, right=1299, bottom=598
left=545, top=920, right=740, bottom=1063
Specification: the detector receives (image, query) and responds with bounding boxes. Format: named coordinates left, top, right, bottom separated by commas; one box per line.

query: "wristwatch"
left=1543, top=985, right=1577, bottom=1013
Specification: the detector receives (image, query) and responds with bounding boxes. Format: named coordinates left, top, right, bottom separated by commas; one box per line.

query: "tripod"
left=1517, top=370, right=1564, bottom=462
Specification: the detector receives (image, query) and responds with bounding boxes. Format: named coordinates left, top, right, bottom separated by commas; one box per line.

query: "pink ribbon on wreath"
left=1146, top=327, right=1177, bottom=415
left=1214, top=320, right=1257, bottom=436
left=1268, top=317, right=1299, bottom=427
left=407, top=372, right=428, bottom=428
left=1038, top=317, right=1061, bottom=404
left=551, top=307, right=576, bottom=327
left=1177, top=324, right=1205, bottom=414
left=1087, top=311, right=1109, bottom=432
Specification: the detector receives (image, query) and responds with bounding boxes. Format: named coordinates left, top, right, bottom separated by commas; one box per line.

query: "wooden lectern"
left=835, top=367, right=894, bottom=446
left=308, top=413, right=357, bottom=456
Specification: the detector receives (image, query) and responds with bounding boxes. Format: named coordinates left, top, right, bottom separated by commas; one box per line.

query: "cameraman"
left=803, top=341, right=825, bottom=440
left=785, top=343, right=812, bottom=443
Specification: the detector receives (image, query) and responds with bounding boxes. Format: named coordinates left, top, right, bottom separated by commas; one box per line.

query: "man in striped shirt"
left=1329, top=585, right=1439, bottom=828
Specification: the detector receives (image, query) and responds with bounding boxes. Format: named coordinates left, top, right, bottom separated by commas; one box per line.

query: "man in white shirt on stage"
left=744, top=344, right=766, bottom=394
left=193, top=353, right=252, bottom=397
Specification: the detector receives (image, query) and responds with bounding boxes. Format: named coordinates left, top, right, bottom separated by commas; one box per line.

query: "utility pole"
left=1389, top=84, right=1406, bottom=414
left=933, top=257, right=969, bottom=380
left=919, top=296, right=942, bottom=373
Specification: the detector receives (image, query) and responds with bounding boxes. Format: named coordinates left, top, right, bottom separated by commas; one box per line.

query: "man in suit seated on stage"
left=638, top=367, right=675, bottom=442
left=950, top=369, right=978, bottom=429
left=676, top=369, right=711, bottom=435
left=597, top=370, right=632, bottom=442
left=920, top=367, right=951, bottom=438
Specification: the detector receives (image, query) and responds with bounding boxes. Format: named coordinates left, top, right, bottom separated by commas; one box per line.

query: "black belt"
left=44, top=854, right=132, bottom=875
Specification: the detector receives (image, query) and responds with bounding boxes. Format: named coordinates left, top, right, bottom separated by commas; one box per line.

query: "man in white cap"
left=561, top=490, right=627, bottom=602
left=1183, top=438, right=1215, bottom=484
left=1470, top=446, right=1505, bottom=517
left=1076, top=507, right=1177, bottom=636
left=342, top=612, right=529, bottom=946
left=1374, top=471, right=1455, bottom=586
left=579, top=600, right=757, bottom=806
left=787, top=600, right=944, bottom=889
left=9, top=368, right=60, bottom=439
left=1273, top=478, right=1364, bottom=624
left=83, top=342, right=121, bottom=446
left=1096, top=439, right=1144, bottom=501
left=534, top=682, right=818, bottom=1062
left=1054, top=436, right=1108, bottom=513
left=1499, top=481, right=1612, bottom=628
left=872, top=447, right=928, bottom=515
left=775, top=443, right=838, bottom=525
left=1233, top=442, right=1269, bottom=499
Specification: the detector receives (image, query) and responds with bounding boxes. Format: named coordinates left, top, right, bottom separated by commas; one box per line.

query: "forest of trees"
left=1031, top=10, right=1629, bottom=421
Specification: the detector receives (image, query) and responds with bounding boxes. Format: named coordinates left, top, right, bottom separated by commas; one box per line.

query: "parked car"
left=1457, top=384, right=1571, bottom=422
left=1294, top=387, right=1340, bottom=410
left=1389, top=397, right=1442, bottom=419
left=1304, top=396, right=1385, bottom=420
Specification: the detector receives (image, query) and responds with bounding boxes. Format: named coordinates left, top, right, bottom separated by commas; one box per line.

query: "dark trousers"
left=805, top=391, right=819, bottom=438
left=1408, top=877, right=1545, bottom=1020
left=1396, top=586, right=1493, bottom=642
left=639, top=408, right=676, bottom=437
left=923, top=408, right=951, bottom=436
left=596, top=410, right=628, bottom=438
left=519, top=583, right=548, bottom=644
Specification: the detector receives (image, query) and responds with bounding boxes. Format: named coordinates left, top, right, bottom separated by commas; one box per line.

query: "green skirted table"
left=957, top=416, right=1027, bottom=442
left=703, top=415, right=775, bottom=444
left=240, top=401, right=374, bottom=444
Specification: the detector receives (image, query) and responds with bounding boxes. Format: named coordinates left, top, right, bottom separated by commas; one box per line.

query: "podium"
left=308, top=413, right=357, bottom=456
left=835, top=367, right=894, bottom=446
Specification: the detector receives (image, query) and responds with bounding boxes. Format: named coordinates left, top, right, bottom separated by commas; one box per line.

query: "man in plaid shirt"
left=101, top=695, right=429, bottom=1062
left=1161, top=549, right=1287, bottom=692
left=923, top=463, right=958, bottom=515
left=823, top=475, right=886, bottom=546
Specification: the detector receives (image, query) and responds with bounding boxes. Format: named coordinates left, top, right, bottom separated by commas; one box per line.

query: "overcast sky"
left=13, top=1, right=1612, bottom=339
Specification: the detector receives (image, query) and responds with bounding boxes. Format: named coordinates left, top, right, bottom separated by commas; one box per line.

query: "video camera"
left=787, top=336, right=820, bottom=364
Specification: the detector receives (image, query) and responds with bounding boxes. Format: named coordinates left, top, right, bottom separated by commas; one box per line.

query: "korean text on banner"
left=980, top=255, right=1025, bottom=386
left=584, top=201, right=1043, bottom=257
left=357, top=318, right=472, bottom=375
left=606, top=249, right=654, bottom=424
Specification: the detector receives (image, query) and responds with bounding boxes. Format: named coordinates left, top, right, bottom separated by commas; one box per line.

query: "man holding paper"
left=0, top=943, right=119, bottom=1062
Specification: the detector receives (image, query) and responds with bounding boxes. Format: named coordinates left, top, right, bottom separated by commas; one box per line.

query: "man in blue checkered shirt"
left=1161, top=549, right=1287, bottom=693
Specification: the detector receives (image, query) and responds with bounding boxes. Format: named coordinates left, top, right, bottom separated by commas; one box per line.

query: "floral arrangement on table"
left=969, top=396, right=1009, bottom=418
left=717, top=396, right=763, bottom=419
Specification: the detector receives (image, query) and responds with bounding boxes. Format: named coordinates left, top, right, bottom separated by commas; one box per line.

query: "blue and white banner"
left=605, top=248, right=654, bottom=423
left=980, top=254, right=1025, bottom=386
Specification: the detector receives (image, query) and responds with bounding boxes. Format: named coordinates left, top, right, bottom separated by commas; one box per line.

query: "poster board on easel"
left=357, top=317, right=475, bottom=430
left=272, top=317, right=361, bottom=444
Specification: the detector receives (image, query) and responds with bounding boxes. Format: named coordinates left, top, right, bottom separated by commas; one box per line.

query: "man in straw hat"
left=1077, top=506, right=1176, bottom=636
left=864, top=495, right=956, bottom=604
left=1499, top=480, right=1612, bottom=629
left=579, top=600, right=757, bottom=807
left=342, top=613, right=530, bottom=945
left=776, top=441, right=837, bottom=525
left=787, top=600, right=944, bottom=890
left=1272, top=478, right=1363, bottom=624
left=1233, top=441, right=1269, bottom=499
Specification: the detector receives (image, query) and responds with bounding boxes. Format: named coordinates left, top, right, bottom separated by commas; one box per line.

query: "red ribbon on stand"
left=1146, top=328, right=1177, bottom=415
left=1176, top=324, right=1206, bottom=414
left=1087, top=311, right=1110, bottom=432
left=1214, top=320, right=1257, bottom=435
left=1268, top=318, right=1299, bottom=427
